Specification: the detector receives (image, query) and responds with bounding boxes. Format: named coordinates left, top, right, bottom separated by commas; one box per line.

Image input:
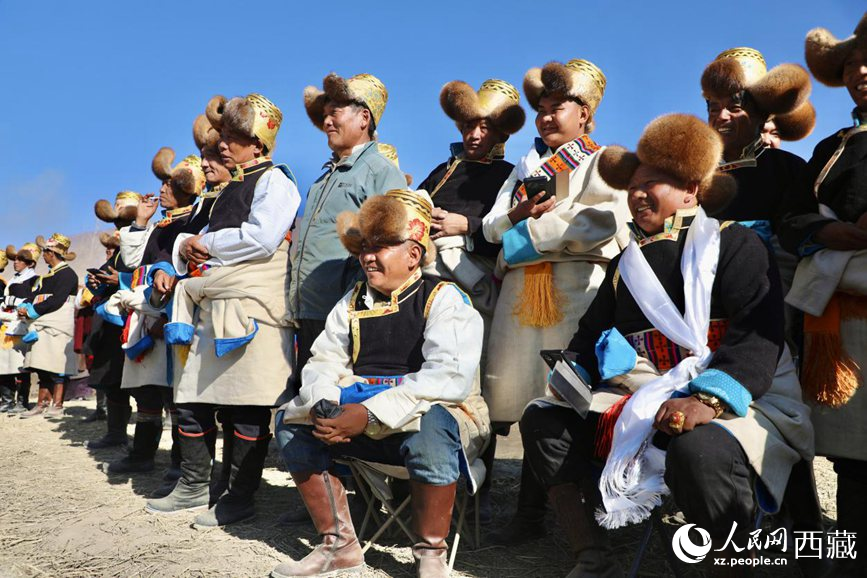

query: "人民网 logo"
left=672, top=523, right=713, bottom=564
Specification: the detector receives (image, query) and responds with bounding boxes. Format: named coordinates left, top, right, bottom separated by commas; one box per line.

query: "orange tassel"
left=513, top=262, right=564, bottom=328
left=594, top=394, right=632, bottom=459
left=802, top=294, right=863, bottom=408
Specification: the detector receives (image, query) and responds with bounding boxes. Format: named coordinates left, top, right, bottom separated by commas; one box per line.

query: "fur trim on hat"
left=193, top=96, right=225, bottom=153
left=222, top=96, right=256, bottom=138
left=523, top=62, right=600, bottom=132
left=773, top=100, right=816, bottom=141
left=336, top=197, right=436, bottom=266
left=702, top=59, right=811, bottom=116
left=152, top=147, right=175, bottom=181
left=171, top=168, right=198, bottom=196
left=597, top=147, right=640, bottom=192
left=303, top=86, right=328, bottom=130
left=304, top=73, right=374, bottom=131
left=99, top=231, right=120, bottom=250
left=805, top=12, right=867, bottom=87
left=94, top=199, right=138, bottom=225
left=6, top=243, right=40, bottom=263
left=701, top=59, right=749, bottom=101
left=439, top=80, right=526, bottom=136
left=699, top=173, right=738, bottom=216
left=35, top=235, right=76, bottom=261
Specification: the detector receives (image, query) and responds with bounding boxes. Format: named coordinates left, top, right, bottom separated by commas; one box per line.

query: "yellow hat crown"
left=385, top=189, right=432, bottom=248
left=477, top=78, right=521, bottom=114
left=0, top=250, right=7, bottom=270
left=715, top=47, right=768, bottom=86
left=377, top=143, right=399, bottom=168
left=565, top=59, right=607, bottom=98
left=48, top=233, right=71, bottom=250
left=348, top=74, right=388, bottom=128
left=246, top=93, right=283, bottom=153
left=21, top=242, right=41, bottom=261
left=115, top=190, right=142, bottom=209
left=176, top=155, right=207, bottom=196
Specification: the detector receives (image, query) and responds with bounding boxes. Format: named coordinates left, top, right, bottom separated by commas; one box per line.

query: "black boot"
left=146, top=429, right=214, bottom=514
left=832, top=468, right=867, bottom=578
left=87, top=400, right=130, bottom=449
left=6, top=376, right=31, bottom=414
left=209, top=422, right=235, bottom=505
left=0, top=380, right=15, bottom=412
left=84, top=390, right=107, bottom=422
left=194, top=433, right=270, bottom=527
left=106, top=418, right=161, bottom=474
left=149, top=413, right=183, bottom=499
left=490, top=457, right=548, bottom=545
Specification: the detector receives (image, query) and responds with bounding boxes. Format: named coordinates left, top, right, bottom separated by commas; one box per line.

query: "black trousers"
left=176, top=403, right=270, bottom=441
left=520, top=403, right=756, bottom=538
left=130, top=385, right=173, bottom=417
left=295, top=319, right=327, bottom=393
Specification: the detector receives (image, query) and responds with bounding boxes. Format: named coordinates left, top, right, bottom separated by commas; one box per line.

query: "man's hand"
left=431, top=207, right=470, bottom=239
left=508, top=192, right=556, bottom=225
left=152, top=269, right=176, bottom=297
left=16, top=306, right=28, bottom=319
left=653, top=396, right=716, bottom=437
left=136, top=193, right=159, bottom=227
left=180, top=235, right=211, bottom=266
left=814, top=221, right=867, bottom=251
left=310, top=403, right=368, bottom=445
left=94, top=266, right=119, bottom=287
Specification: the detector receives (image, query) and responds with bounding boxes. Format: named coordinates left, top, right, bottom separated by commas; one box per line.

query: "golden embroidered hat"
left=37, top=233, right=76, bottom=261
left=99, top=230, right=120, bottom=250
left=336, top=188, right=436, bottom=266
left=440, top=78, right=526, bottom=136
left=0, top=249, right=7, bottom=271
left=5, top=242, right=41, bottom=264
left=221, top=93, right=282, bottom=154
left=523, top=59, right=606, bottom=132
left=94, top=190, right=142, bottom=226
left=304, top=73, right=389, bottom=131
left=701, top=47, right=815, bottom=140
left=597, top=113, right=737, bottom=216
left=193, top=95, right=226, bottom=154
left=805, top=12, right=867, bottom=87
left=152, top=147, right=206, bottom=197
left=377, top=143, right=413, bottom=186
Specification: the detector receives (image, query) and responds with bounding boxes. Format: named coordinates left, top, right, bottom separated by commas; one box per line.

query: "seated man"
left=518, top=114, right=814, bottom=576
left=273, top=189, right=490, bottom=578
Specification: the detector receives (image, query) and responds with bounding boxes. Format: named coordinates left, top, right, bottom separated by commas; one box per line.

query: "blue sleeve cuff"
left=502, top=219, right=542, bottom=266
left=689, top=368, right=753, bottom=417
left=737, top=220, right=773, bottom=247
left=145, top=261, right=177, bottom=286
left=118, top=272, right=134, bottom=291
left=22, top=303, right=39, bottom=319
left=595, top=327, right=637, bottom=381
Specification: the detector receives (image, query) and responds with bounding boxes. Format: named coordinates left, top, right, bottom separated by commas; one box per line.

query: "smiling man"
left=290, top=73, right=406, bottom=384
left=274, top=188, right=489, bottom=578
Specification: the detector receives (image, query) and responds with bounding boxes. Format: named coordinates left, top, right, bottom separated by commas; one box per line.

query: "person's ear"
left=685, top=181, right=700, bottom=204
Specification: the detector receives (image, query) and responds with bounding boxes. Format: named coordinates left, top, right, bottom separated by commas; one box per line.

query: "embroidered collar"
left=231, top=157, right=272, bottom=182
left=719, top=137, right=765, bottom=172
left=364, top=268, right=423, bottom=308
left=323, top=141, right=376, bottom=172
left=628, top=207, right=698, bottom=246
left=156, top=205, right=194, bottom=228
left=449, top=141, right=506, bottom=163
left=201, top=181, right=229, bottom=199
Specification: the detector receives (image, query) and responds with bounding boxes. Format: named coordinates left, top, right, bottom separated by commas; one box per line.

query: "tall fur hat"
left=597, top=114, right=737, bottom=215
left=221, top=93, right=283, bottom=154
left=36, top=233, right=76, bottom=261
left=193, top=95, right=226, bottom=153
left=98, top=230, right=120, bottom=250
left=0, top=249, right=7, bottom=271
left=94, top=190, right=142, bottom=228
left=152, top=147, right=206, bottom=197
left=5, top=242, right=41, bottom=264
left=805, top=12, right=867, bottom=87
left=523, top=59, right=606, bottom=132
left=440, top=79, right=526, bottom=136
left=336, top=189, right=437, bottom=267
left=304, top=73, right=388, bottom=132
left=701, top=48, right=815, bottom=140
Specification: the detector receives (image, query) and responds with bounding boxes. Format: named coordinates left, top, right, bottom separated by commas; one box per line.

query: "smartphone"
left=87, top=268, right=104, bottom=277
left=523, top=176, right=555, bottom=204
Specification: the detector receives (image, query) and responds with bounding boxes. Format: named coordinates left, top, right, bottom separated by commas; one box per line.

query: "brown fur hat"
left=773, top=100, right=816, bottom=141
left=222, top=97, right=255, bottom=139
left=151, top=147, right=204, bottom=197
left=193, top=95, right=225, bottom=153
left=94, top=191, right=141, bottom=227
left=5, top=243, right=41, bottom=263
left=701, top=49, right=812, bottom=116
left=152, top=147, right=175, bottom=181
left=598, top=114, right=737, bottom=215
left=805, top=12, right=867, bottom=87
left=36, top=234, right=76, bottom=261
left=99, top=230, right=120, bottom=250
left=440, top=79, right=526, bottom=136
left=304, top=73, right=388, bottom=132
left=523, top=59, right=606, bottom=133
left=336, top=191, right=437, bottom=267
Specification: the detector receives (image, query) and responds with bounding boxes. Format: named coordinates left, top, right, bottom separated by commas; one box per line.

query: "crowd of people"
left=1, top=12, right=866, bottom=578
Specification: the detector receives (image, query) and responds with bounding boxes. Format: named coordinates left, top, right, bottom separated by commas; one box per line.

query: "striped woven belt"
left=624, top=319, right=729, bottom=372
left=361, top=376, right=404, bottom=387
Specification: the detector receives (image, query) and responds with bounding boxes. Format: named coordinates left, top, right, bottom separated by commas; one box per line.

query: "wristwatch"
left=693, top=392, right=726, bottom=418
left=364, top=408, right=381, bottom=435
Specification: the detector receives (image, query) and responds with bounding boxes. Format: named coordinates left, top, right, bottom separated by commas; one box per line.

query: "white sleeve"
left=199, top=169, right=301, bottom=266
left=481, top=166, right=519, bottom=244
left=119, top=224, right=154, bottom=268
left=361, top=285, right=483, bottom=428
left=299, top=292, right=355, bottom=407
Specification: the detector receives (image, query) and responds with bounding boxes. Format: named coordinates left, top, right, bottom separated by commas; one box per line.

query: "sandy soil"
left=0, top=398, right=838, bottom=577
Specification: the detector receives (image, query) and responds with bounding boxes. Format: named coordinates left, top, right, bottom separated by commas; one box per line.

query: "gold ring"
left=668, top=411, right=685, bottom=432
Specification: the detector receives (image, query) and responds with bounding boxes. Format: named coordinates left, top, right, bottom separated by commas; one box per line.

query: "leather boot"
left=106, top=418, right=161, bottom=474
left=150, top=412, right=183, bottom=499
left=87, top=400, right=131, bottom=448
left=270, top=471, right=364, bottom=577
left=84, top=390, right=107, bottom=422
left=209, top=421, right=235, bottom=505
left=7, top=376, right=31, bottom=414
left=194, top=432, right=269, bottom=527
left=548, top=482, right=621, bottom=578
left=0, top=380, right=15, bottom=412
left=145, top=428, right=215, bottom=514
left=410, top=481, right=456, bottom=578
left=19, top=388, right=51, bottom=418
left=44, top=380, right=66, bottom=417
left=490, top=457, right=548, bottom=545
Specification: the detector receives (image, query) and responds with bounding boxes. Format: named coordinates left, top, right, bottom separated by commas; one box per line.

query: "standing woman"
left=17, top=234, right=79, bottom=417
left=0, top=243, right=40, bottom=413
left=481, top=59, right=630, bottom=542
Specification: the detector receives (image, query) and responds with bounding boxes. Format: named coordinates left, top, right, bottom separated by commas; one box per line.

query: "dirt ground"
left=0, top=396, right=839, bottom=578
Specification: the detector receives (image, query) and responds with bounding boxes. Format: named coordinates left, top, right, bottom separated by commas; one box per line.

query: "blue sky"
left=0, top=1, right=863, bottom=246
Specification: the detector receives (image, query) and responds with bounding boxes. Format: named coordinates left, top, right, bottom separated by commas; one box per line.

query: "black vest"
left=141, top=207, right=194, bottom=266
left=349, top=275, right=448, bottom=377
left=207, top=161, right=273, bottom=233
